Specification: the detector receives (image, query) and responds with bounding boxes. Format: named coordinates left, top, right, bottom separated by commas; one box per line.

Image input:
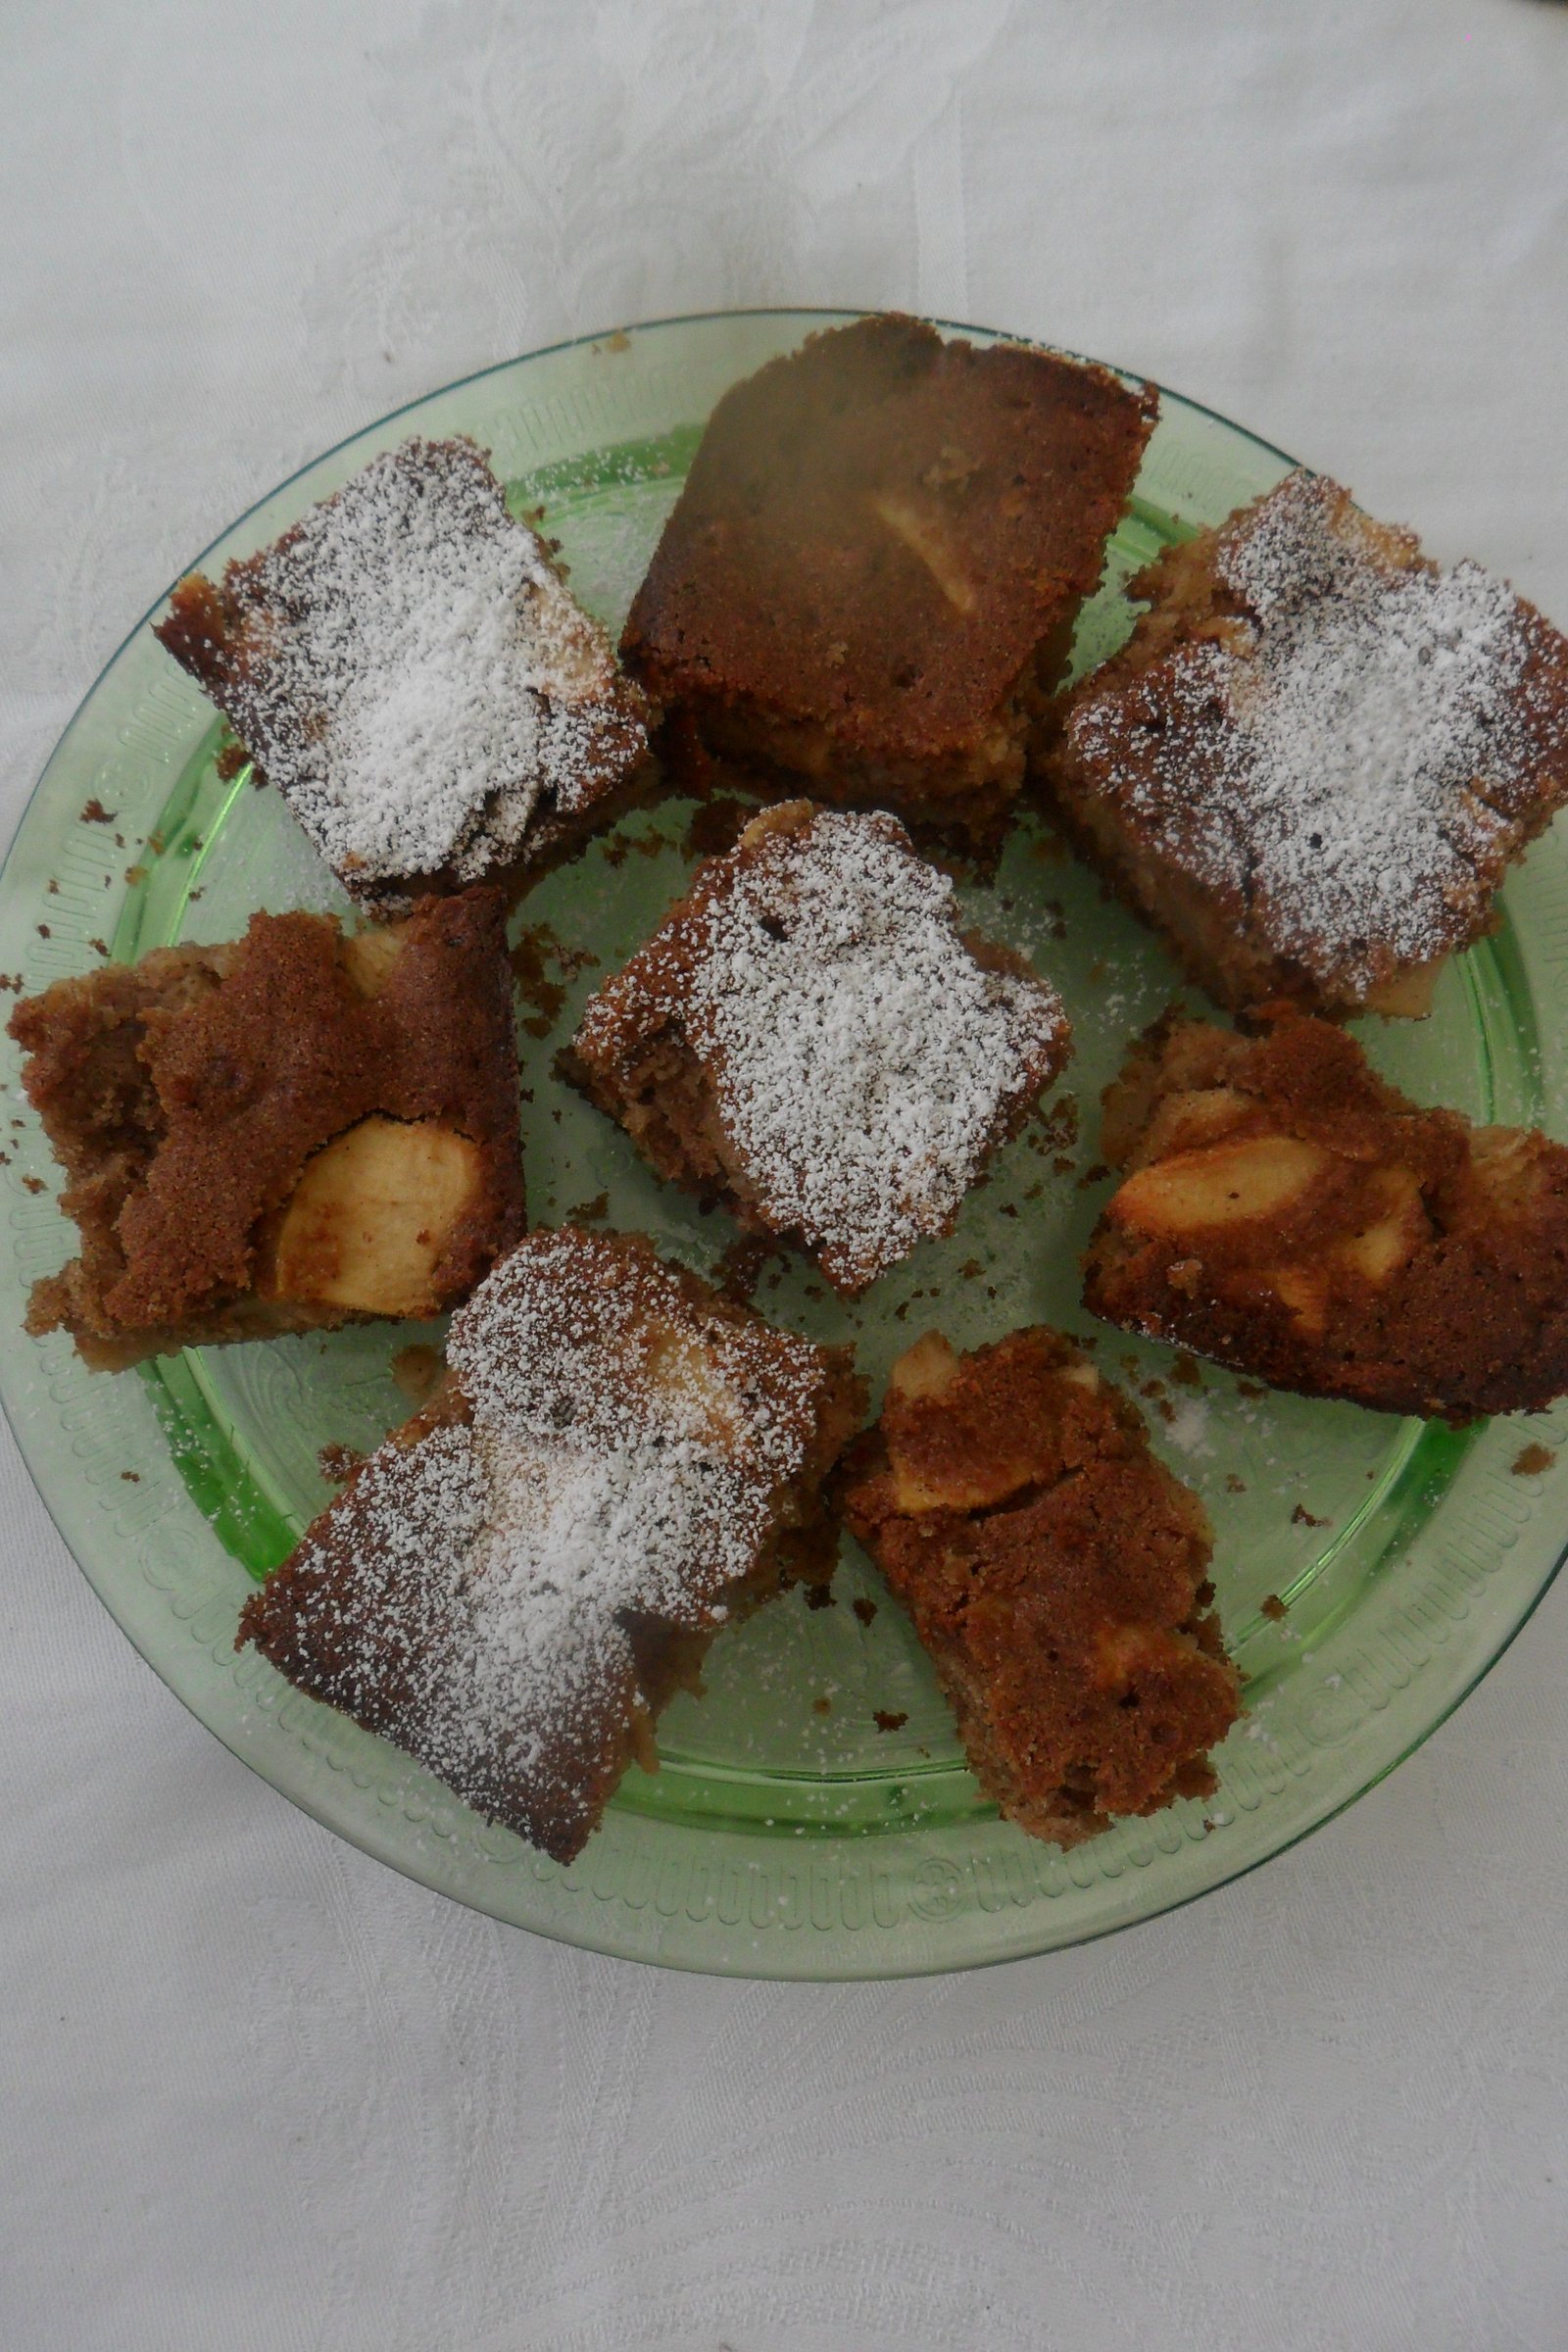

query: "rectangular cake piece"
left=1084, top=1008, right=1568, bottom=1420
left=563, top=801, right=1072, bottom=1295
left=155, top=437, right=650, bottom=912
left=238, top=1227, right=866, bottom=1862
left=9, top=889, right=524, bottom=1369
left=622, top=315, right=1156, bottom=856
left=1042, top=469, right=1568, bottom=1017
left=840, top=1326, right=1240, bottom=1845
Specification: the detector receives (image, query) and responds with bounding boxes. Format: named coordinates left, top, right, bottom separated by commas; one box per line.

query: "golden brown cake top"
left=622, top=315, right=1156, bottom=760
left=240, top=1228, right=855, bottom=1859
left=841, top=1327, right=1238, bottom=1837
left=9, top=889, right=522, bottom=1333
left=1061, top=470, right=1568, bottom=1003
left=572, top=802, right=1071, bottom=1290
left=1087, top=1008, right=1568, bottom=1420
left=155, top=438, right=647, bottom=906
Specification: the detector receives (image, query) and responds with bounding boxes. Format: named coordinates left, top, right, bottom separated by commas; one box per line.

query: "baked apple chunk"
left=258, top=1115, right=491, bottom=1318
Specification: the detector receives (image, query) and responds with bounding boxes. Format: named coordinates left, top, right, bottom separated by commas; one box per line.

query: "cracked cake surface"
left=1084, top=1007, right=1568, bottom=1419
left=155, top=437, right=649, bottom=910
left=622, top=314, right=1156, bottom=851
left=1044, top=469, right=1568, bottom=1016
left=840, top=1325, right=1240, bottom=1845
left=564, top=801, right=1071, bottom=1293
left=9, top=889, right=524, bottom=1368
left=238, top=1227, right=865, bottom=1861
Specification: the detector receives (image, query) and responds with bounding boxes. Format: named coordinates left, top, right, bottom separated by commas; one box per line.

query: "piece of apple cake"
left=622, top=314, right=1156, bottom=856
left=155, top=437, right=650, bottom=912
left=1084, top=1008, right=1568, bottom=1419
left=840, top=1325, right=1240, bottom=1845
left=238, top=1227, right=866, bottom=1862
left=563, top=801, right=1072, bottom=1295
left=9, top=890, right=524, bottom=1368
left=1042, top=469, right=1568, bottom=1017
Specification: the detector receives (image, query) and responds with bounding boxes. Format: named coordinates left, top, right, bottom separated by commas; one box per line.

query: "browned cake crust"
left=622, top=315, right=1156, bottom=853
left=563, top=801, right=1072, bottom=1294
left=238, top=1227, right=866, bottom=1862
left=156, top=437, right=650, bottom=912
left=1041, top=470, right=1568, bottom=1018
left=9, top=890, right=524, bottom=1368
left=840, top=1327, right=1240, bottom=1845
left=1084, top=1009, right=1568, bottom=1420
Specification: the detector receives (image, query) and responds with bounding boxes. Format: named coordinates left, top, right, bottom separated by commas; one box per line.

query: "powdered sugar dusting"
left=269, top=1232, right=829, bottom=1843
left=1068, top=470, right=1567, bottom=997
left=688, top=810, right=1068, bottom=1288
left=217, top=440, right=641, bottom=898
left=1163, top=1394, right=1212, bottom=1457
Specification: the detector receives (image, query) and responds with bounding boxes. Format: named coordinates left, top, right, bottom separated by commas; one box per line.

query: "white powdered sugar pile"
left=274, top=1232, right=825, bottom=1827
left=226, top=441, right=632, bottom=894
left=1069, top=469, right=1563, bottom=993
left=687, top=810, right=1068, bottom=1288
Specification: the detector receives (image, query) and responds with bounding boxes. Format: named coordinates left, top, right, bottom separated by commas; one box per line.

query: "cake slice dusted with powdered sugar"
left=1041, top=468, right=1568, bottom=1017
left=157, top=438, right=649, bottom=911
left=237, top=1228, right=863, bottom=1862
left=563, top=802, right=1073, bottom=1295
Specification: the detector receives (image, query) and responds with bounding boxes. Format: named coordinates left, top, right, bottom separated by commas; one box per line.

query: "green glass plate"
left=5, top=310, right=1567, bottom=1979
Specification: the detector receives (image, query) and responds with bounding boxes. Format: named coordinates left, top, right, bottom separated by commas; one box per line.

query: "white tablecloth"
left=6, top=4, right=1568, bottom=2344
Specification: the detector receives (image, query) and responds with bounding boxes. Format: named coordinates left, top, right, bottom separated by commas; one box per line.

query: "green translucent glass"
left=4, top=312, right=1566, bottom=1977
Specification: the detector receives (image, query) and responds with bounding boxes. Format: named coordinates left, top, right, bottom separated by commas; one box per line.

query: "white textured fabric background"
left=6, top=4, right=1568, bottom=2346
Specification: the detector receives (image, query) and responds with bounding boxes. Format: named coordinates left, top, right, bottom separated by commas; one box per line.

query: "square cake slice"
left=238, top=1227, right=866, bottom=1862
left=840, top=1327, right=1240, bottom=1845
left=155, top=437, right=650, bottom=911
left=563, top=801, right=1072, bottom=1295
left=1042, top=469, right=1568, bottom=1017
left=9, top=889, right=524, bottom=1369
left=622, top=314, right=1156, bottom=855
left=1084, top=1009, right=1568, bottom=1420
